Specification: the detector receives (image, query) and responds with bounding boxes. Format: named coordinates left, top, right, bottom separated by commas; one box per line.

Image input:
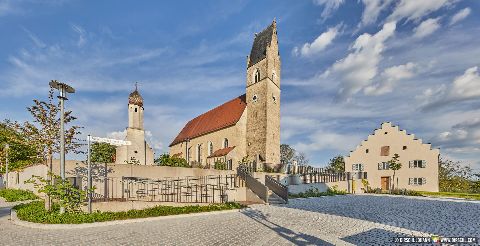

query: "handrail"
left=265, top=175, right=288, bottom=203
left=237, top=166, right=268, bottom=203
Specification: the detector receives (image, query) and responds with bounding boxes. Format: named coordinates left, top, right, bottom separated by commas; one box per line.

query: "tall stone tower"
left=245, top=20, right=281, bottom=167
left=115, top=84, right=154, bottom=165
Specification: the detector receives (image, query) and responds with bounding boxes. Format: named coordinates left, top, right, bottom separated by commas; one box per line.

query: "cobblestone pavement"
left=0, top=195, right=479, bottom=245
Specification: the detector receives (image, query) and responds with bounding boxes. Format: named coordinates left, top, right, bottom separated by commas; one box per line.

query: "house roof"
left=248, top=21, right=275, bottom=67
left=169, top=94, right=247, bottom=146
left=208, top=146, right=236, bottom=158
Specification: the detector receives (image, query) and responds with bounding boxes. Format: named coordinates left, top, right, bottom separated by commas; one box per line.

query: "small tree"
left=327, top=155, right=345, bottom=172
left=388, top=153, right=402, bottom=190
left=280, top=144, right=296, bottom=165
left=91, top=142, right=116, bottom=164
left=26, top=172, right=92, bottom=213
left=294, top=152, right=309, bottom=166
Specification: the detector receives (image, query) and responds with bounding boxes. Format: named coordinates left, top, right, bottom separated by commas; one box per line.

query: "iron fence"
left=77, top=174, right=242, bottom=204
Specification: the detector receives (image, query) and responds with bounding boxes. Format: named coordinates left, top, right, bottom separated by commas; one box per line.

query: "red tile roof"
left=169, top=94, right=247, bottom=146
left=208, top=146, right=236, bottom=158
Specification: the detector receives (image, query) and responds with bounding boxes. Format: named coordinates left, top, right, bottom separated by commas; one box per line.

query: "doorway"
left=381, top=177, right=390, bottom=191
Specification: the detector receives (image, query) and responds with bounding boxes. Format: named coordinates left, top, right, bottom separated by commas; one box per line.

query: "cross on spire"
left=135, top=82, right=138, bottom=91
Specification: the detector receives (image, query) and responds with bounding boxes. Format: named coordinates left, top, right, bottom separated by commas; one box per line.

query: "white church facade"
left=115, top=86, right=155, bottom=165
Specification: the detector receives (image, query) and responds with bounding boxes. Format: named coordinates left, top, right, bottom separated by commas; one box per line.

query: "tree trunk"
left=44, top=154, right=53, bottom=211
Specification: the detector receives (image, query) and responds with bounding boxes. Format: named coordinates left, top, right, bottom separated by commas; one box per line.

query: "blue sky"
left=0, top=0, right=479, bottom=170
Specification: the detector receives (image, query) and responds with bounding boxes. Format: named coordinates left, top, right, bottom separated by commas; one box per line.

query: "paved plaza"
left=1, top=195, right=479, bottom=245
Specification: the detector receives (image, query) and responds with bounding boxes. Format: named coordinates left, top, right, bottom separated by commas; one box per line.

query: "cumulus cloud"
left=421, top=66, right=480, bottom=110
left=413, top=18, right=441, bottom=39
left=449, top=7, right=471, bottom=26
left=359, top=0, right=394, bottom=26
left=388, top=0, right=454, bottom=22
left=323, top=21, right=396, bottom=101
left=314, top=0, right=345, bottom=20
left=107, top=130, right=127, bottom=140
left=364, top=62, right=417, bottom=95
left=293, top=27, right=338, bottom=57
left=432, top=118, right=480, bottom=152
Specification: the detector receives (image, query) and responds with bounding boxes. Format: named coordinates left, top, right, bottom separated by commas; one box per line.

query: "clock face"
left=253, top=94, right=258, bottom=102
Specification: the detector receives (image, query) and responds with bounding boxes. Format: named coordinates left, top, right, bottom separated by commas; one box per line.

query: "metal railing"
left=298, top=171, right=368, bottom=184
left=78, top=174, right=241, bottom=204
left=237, top=166, right=268, bottom=203
left=265, top=175, right=288, bottom=203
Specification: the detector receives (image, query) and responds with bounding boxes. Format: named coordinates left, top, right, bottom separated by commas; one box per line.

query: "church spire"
left=128, top=82, right=143, bottom=107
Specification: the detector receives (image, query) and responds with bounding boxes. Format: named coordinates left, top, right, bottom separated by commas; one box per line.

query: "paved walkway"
left=1, top=195, right=479, bottom=245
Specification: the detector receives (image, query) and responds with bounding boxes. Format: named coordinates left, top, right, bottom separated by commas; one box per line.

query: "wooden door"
left=381, top=177, right=390, bottom=190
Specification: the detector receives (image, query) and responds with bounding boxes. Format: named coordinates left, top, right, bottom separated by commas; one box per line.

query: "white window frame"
left=352, top=163, right=364, bottom=171
left=409, top=177, right=426, bottom=186
left=409, top=160, right=426, bottom=168
left=378, top=162, right=390, bottom=170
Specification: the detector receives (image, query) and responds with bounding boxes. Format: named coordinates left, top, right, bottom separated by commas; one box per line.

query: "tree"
left=294, top=152, right=309, bottom=166
left=280, top=144, right=296, bottom=165
left=438, top=157, right=473, bottom=192
left=0, top=122, right=39, bottom=172
left=154, top=153, right=189, bottom=168
left=327, top=155, right=345, bottom=172
left=8, top=88, right=82, bottom=169
left=388, top=153, right=402, bottom=190
left=7, top=87, right=82, bottom=210
left=91, top=142, right=116, bottom=164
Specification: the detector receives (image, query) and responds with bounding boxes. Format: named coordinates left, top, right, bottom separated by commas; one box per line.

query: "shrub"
left=26, top=173, right=91, bottom=213
left=14, top=201, right=245, bottom=224
left=0, top=188, right=38, bottom=202
left=214, top=160, right=227, bottom=170
left=289, top=187, right=347, bottom=199
left=364, top=188, right=422, bottom=196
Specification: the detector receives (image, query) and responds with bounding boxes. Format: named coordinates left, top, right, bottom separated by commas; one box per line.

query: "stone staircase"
left=267, top=190, right=287, bottom=204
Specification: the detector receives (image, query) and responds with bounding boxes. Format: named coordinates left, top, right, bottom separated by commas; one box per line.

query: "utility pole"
left=87, top=135, right=92, bottom=213
left=4, top=144, right=9, bottom=188
left=49, top=80, right=75, bottom=214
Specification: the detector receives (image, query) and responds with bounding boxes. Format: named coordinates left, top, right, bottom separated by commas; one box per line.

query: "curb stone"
left=10, top=208, right=242, bottom=230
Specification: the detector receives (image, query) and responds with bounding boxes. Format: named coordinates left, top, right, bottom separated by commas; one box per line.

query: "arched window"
left=197, top=144, right=202, bottom=163
left=187, top=147, right=192, bottom=162
left=254, top=69, right=260, bottom=83
left=223, top=138, right=229, bottom=148
left=208, top=142, right=213, bottom=156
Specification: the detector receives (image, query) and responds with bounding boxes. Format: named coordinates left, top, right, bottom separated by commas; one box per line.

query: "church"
left=169, top=20, right=281, bottom=170
left=115, top=85, right=155, bottom=165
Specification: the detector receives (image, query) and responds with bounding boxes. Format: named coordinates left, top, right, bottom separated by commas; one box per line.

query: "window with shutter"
left=378, top=163, right=382, bottom=170
left=422, top=178, right=426, bottom=185
left=409, top=178, right=413, bottom=185
left=380, top=146, right=390, bottom=156
left=409, top=161, right=413, bottom=168
left=422, top=160, right=426, bottom=168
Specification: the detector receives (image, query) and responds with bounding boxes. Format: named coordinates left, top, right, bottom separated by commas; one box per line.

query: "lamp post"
left=49, top=80, right=75, bottom=214
left=4, top=144, right=9, bottom=188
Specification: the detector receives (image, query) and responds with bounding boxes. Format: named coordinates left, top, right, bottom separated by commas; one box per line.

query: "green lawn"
left=0, top=188, right=39, bottom=202
left=14, top=201, right=245, bottom=224
left=419, top=191, right=480, bottom=200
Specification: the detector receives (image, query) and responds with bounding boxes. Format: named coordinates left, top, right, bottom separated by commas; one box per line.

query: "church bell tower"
left=245, top=20, right=281, bottom=167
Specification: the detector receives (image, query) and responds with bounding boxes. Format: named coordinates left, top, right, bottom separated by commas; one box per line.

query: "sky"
left=0, top=0, right=479, bottom=170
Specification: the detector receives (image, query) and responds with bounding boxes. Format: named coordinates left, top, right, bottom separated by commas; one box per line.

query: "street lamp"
left=4, top=144, right=9, bottom=188
left=49, top=80, right=75, bottom=214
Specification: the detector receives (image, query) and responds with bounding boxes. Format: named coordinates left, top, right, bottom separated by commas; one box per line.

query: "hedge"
left=14, top=201, right=245, bottom=224
left=0, top=188, right=39, bottom=202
